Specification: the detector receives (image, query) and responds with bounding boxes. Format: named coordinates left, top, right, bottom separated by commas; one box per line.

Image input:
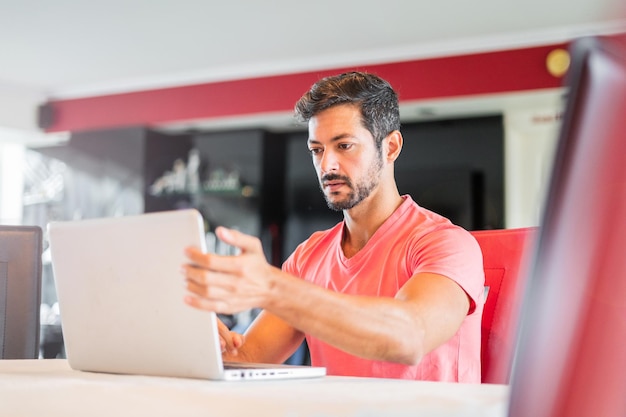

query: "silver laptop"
left=48, top=209, right=325, bottom=381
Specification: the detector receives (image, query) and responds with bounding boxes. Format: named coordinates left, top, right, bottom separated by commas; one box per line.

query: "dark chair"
left=471, top=227, right=537, bottom=384
left=0, top=225, right=43, bottom=359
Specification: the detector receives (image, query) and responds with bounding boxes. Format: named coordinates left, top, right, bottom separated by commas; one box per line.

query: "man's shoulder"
left=393, top=196, right=460, bottom=237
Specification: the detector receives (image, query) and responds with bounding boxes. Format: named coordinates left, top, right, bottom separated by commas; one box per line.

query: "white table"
left=0, top=359, right=509, bottom=417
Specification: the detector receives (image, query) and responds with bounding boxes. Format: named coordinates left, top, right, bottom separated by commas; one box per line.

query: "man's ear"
left=385, top=130, right=403, bottom=162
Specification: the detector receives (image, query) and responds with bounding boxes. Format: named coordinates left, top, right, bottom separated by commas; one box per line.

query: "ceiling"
left=1, top=0, right=625, bottom=137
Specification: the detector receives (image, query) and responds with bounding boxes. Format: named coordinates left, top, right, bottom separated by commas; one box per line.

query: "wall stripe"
left=44, top=43, right=569, bottom=133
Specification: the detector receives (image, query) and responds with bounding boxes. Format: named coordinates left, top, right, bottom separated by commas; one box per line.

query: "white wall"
left=0, top=126, right=68, bottom=225
left=0, top=141, right=25, bottom=224
left=504, top=105, right=564, bottom=228
left=0, top=82, right=57, bottom=224
left=0, top=82, right=46, bottom=131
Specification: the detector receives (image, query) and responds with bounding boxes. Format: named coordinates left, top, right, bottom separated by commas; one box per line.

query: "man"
left=182, top=72, right=485, bottom=382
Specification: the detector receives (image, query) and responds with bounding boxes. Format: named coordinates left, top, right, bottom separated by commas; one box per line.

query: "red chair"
left=471, top=227, right=537, bottom=384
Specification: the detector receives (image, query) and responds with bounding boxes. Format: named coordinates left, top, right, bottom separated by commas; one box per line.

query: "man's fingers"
left=215, top=226, right=262, bottom=254
left=217, top=318, right=236, bottom=353
left=184, top=246, right=210, bottom=267
left=183, top=249, right=239, bottom=277
left=183, top=228, right=264, bottom=277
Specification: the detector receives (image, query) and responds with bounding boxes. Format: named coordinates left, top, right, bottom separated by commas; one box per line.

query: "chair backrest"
left=0, top=225, right=43, bottom=359
left=471, top=227, right=537, bottom=384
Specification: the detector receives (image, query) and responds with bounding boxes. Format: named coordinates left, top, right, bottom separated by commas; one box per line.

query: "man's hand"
left=182, top=226, right=275, bottom=314
left=216, top=317, right=244, bottom=356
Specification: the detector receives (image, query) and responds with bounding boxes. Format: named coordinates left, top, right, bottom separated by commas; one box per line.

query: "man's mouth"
left=322, top=176, right=349, bottom=191
left=324, top=180, right=344, bottom=187
left=321, top=174, right=351, bottom=194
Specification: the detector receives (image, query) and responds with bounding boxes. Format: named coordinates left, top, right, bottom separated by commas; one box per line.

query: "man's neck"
left=341, top=190, right=404, bottom=258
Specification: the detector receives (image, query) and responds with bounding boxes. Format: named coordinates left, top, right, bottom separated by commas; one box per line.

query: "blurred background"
left=0, top=0, right=624, bottom=359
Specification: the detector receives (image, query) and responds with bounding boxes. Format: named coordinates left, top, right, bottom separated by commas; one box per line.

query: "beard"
left=320, top=153, right=384, bottom=211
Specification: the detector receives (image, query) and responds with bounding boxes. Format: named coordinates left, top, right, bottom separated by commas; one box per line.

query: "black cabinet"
left=397, top=115, right=504, bottom=230
left=27, top=127, right=191, bottom=221
left=145, top=129, right=287, bottom=266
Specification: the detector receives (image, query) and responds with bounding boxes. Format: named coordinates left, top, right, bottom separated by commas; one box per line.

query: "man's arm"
left=183, top=227, right=470, bottom=365
left=222, top=310, right=306, bottom=364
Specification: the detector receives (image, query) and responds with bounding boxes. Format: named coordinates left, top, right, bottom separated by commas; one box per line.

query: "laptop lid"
left=508, top=35, right=626, bottom=416
left=0, top=225, right=43, bottom=359
left=49, top=209, right=225, bottom=379
left=49, top=209, right=325, bottom=380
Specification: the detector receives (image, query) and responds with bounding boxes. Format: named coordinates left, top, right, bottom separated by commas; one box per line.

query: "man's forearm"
left=261, top=270, right=427, bottom=365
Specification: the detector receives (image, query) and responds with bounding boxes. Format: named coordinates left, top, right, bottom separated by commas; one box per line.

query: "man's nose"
left=319, top=149, right=339, bottom=174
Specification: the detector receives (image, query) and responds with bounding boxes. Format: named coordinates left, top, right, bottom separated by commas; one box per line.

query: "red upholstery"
left=471, top=227, right=537, bottom=384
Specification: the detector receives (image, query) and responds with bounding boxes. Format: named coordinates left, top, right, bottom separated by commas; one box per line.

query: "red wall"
left=44, top=43, right=571, bottom=133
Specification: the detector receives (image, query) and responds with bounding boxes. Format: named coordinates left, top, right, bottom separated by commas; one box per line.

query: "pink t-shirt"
left=282, top=195, right=485, bottom=382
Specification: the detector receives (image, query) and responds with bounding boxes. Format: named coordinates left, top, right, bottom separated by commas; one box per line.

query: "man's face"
left=307, top=105, right=384, bottom=211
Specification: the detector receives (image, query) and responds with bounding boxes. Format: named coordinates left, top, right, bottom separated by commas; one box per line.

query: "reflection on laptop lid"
left=48, top=209, right=325, bottom=381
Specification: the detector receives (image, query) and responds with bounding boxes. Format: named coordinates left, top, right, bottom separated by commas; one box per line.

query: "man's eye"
left=338, top=143, right=353, bottom=150
left=309, top=148, right=322, bottom=155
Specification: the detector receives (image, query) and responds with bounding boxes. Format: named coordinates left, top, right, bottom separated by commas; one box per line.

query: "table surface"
left=0, top=359, right=510, bottom=417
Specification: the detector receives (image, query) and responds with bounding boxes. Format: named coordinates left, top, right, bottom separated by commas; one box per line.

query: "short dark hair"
left=294, top=72, right=400, bottom=148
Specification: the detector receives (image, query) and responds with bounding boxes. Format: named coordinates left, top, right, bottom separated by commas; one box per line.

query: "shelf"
left=149, top=185, right=257, bottom=199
